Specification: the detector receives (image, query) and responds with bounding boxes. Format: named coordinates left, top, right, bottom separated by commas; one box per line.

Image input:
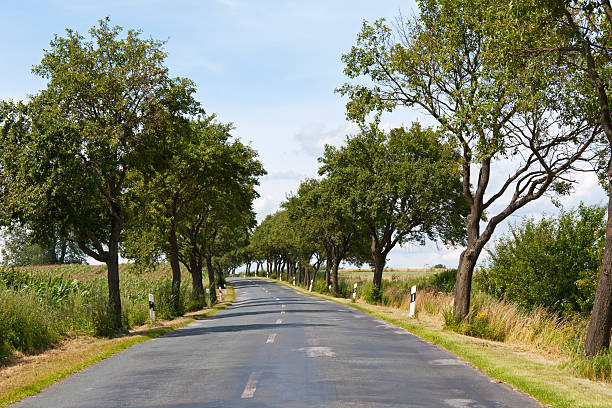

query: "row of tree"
left=246, top=122, right=467, bottom=296
left=0, top=19, right=265, bottom=330
left=248, top=0, right=612, bottom=358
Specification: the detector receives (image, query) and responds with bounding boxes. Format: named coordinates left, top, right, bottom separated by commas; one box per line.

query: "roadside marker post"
left=266, top=271, right=269, bottom=278
left=205, top=288, right=210, bottom=307
left=293, top=276, right=296, bottom=286
left=409, top=285, right=417, bottom=317
left=328, top=284, right=332, bottom=293
left=309, top=279, right=313, bottom=292
left=218, top=287, right=223, bottom=302
left=353, top=283, right=357, bottom=301
left=148, top=293, right=156, bottom=324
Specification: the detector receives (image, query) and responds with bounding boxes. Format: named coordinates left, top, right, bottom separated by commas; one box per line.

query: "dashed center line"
left=241, top=372, right=260, bottom=399
left=275, top=297, right=280, bottom=301
left=266, top=333, right=277, bottom=344
left=276, top=318, right=283, bottom=324
left=281, top=311, right=286, bottom=315
left=281, top=304, right=286, bottom=308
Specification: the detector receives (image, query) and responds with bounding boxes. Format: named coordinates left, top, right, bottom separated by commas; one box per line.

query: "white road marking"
left=241, top=372, right=261, bottom=398
left=281, top=304, right=286, bottom=308
left=444, top=399, right=485, bottom=408
left=276, top=319, right=283, bottom=324
left=297, top=347, right=335, bottom=358
left=430, top=359, right=466, bottom=366
left=266, top=333, right=277, bottom=344
left=275, top=297, right=280, bottom=301
left=281, top=310, right=286, bottom=315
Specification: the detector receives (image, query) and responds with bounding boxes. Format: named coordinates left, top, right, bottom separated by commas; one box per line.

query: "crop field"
left=0, top=262, right=207, bottom=364
left=338, top=268, right=446, bottom=282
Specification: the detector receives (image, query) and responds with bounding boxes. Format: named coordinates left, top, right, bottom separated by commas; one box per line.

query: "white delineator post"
left=353, top=283, right=357, bottom=301
left=218, top=287, right=223, bottom=302
left=266, top=271, right=269, bottom=278
left=293, top=276, right=296, bottom=286
left=205, top=287, right=210, bottom=308
left=148, top=293, right=155, bottom=324
left=409, top=285, right=417, bottom=317
left=328, top=284, right=332, bottom=293
left=309, top=279, right=313, bottom=292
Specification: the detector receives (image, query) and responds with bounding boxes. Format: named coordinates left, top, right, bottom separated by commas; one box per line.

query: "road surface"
left=12, top=278, right=541, bottom=407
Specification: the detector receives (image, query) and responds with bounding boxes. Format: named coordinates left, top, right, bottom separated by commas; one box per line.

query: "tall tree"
left=338, top=0, right=597, bottom=321
left=319, top=122, right=467, bottom=290
left=0, top=18, right=199, bottom=329
left=499, top=0, right=612, bottom=356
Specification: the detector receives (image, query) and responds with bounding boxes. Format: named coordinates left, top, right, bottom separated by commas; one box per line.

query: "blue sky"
left=1, top=1, right=608, bottom=268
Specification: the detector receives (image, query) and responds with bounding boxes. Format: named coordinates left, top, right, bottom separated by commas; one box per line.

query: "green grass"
left=0, top=264, right=208, bottom=361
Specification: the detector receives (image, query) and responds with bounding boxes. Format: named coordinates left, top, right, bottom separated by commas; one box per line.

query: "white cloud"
left=293, top=122, right=359, bottom=157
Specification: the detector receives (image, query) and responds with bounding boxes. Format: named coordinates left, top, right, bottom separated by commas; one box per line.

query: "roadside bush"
left=569, top=349, right=612, bottom=382
left=365, top=285, right=383, bottom=304
left=476, top=203, right=604, bottom=315
left=215, top=274, right=227, bottom=289
left=152, top=279, right=188, bottom=319
left=0, top=289, right=62, bottom=362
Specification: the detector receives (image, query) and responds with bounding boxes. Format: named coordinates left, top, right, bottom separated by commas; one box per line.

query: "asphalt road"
left=12, top=278, right=541, bottom=408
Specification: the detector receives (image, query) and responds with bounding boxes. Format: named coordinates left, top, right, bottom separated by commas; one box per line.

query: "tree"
left=1, top=224, right=85, bottom=266
left=0, top=18, right=199, bottom=329
left=319, top=122, right=467, bottom=290
left=177, top=135, right=264, bottom=304
left=497, top=0, right=612, bottom=357
left=338, top=0, right=597, bottom=321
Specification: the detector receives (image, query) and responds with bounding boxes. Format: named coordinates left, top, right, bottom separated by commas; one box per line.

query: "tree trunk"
left=453, top=210, right=484, bottom=321
left=372, top=252, right=385, bottom=290
left=332, top=256, right=340, bottom=294
left=206, top=254, right=217, bottom=304
left=190, top=248, right=204, bottom=299
left=107, top=217, right=122, bottom=330
left=584, top=160, right=612, bottom=356
left=168, top=223, right=182, bottom=315
left=60, top=237, right=68, bottom=264
left=325, top=251, right=332, bottom=286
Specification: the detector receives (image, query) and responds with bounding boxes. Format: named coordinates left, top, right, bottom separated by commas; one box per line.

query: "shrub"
left=0, top=289, right=62, bottom=361
left=477, top=203, right=604, bottom=315
left=365, top=286, right=383, bottom=304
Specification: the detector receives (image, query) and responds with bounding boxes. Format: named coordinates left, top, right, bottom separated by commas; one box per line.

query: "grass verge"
left=0, top=285, right=235, bottom=407
left=267, top=278, right=612, bottom=408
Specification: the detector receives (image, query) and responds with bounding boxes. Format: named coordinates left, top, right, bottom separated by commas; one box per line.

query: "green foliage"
left=214, top=274, right=227, bottom=289
left=477, top=204, right=604, bottom=315
left=365, top=286, right=383, bottom=304
left=1, top=224, right=85, bottom=267
left=152, top=279, right=187, bottom=319
left=0, top=267, right=88, bottom=303
left=0, top=289, right=61, bottom=360
left=0, top=264, right=201, bottom=362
